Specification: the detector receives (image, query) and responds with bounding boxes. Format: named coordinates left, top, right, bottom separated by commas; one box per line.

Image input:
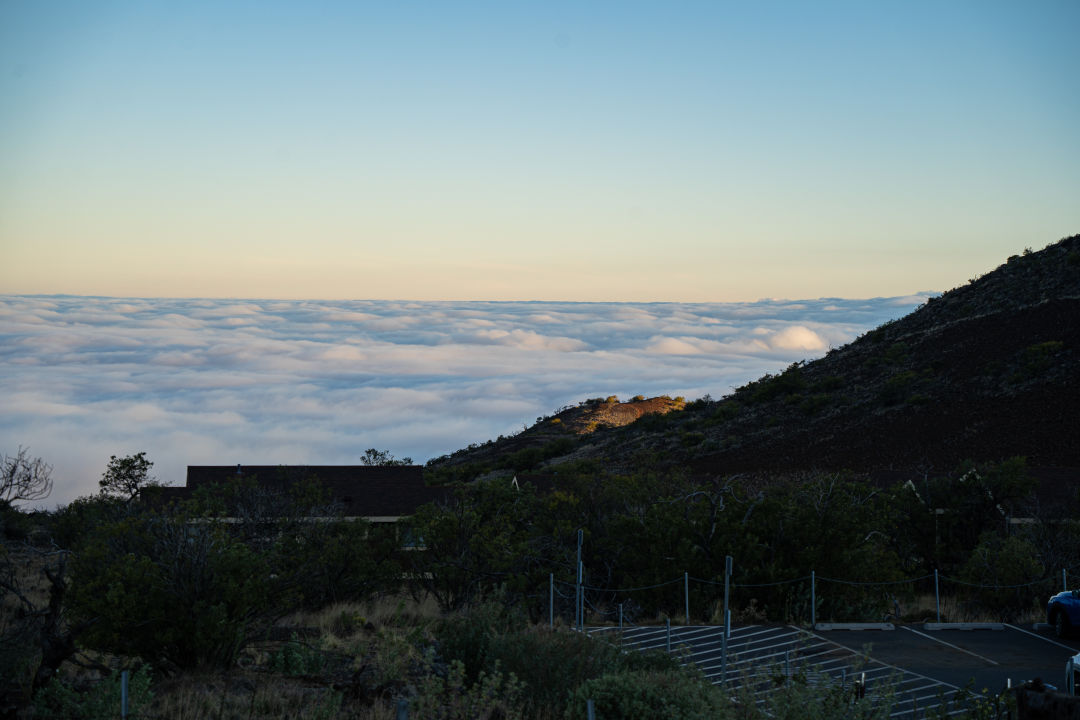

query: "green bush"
left=708, top=401, right=741, bottom=424
left=269, top=634, right=329, bottom=677
left=877, top=370, right=918, bottom=406
left=959, top=533, right=1045, bottom=621
left=747, top=363, right=806, bottom=403
left=566, top=667, right=724, bottom=720
left=32, top=665, right=153, bottom=720
left=69, top=515, right=279, bottom=669
left=436, top=603, right=679, bottom=715
left=1016, top=340, right=1064, bottom=379
left=412, top=659, right=526, bottom=720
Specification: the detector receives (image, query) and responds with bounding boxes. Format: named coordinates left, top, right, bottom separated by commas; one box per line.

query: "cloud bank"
left=0, top=295, right=931, bottom=506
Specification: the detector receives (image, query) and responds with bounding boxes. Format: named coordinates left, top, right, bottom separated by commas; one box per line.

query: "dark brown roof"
left=179, top=465, right=448, bottom=517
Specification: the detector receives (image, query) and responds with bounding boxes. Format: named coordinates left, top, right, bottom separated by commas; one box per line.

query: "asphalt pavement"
left=815, top=623, right=1080, bottom=693
left=590, top=622, right=1080, bottom=717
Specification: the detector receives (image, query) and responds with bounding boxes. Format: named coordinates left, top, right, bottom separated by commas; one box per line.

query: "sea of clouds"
left=0, top=294, right=932, bottom=506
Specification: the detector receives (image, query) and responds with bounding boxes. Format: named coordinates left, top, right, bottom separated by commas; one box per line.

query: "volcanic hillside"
left=427, top=235, right=1080, bottom=481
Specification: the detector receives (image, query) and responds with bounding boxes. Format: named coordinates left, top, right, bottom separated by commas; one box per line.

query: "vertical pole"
left=578, top=561, right=585, bottom=632
left=1065, top=568, right=1068, bottom=592
left=618, top=603, right=623, bottom=633
left=586, top=699, right=596, bottom=720
left=576, top=529, right=583, bottom=630
left=784, top=649, right=790, bottom=685
left=121, top=670, right=129, bottom=719
left=684, top=572, right=690, bottom=625
left=666, top=617, right=671, bottom=653
left=722, top=555, right=732, bottom=686
left=549, top=573, right=554, bottom=629
left=811, top=570, right=816, bottom=628
left=934, top=569, right=941, bottom=623
left=396, top=698, right=408, bottom=720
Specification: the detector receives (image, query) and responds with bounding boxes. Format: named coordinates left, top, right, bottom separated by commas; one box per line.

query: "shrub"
left=33, top=665, right=153, bottom=720
left=748, top=363, right=806, bottom=403
left=959, top=533, right=1045, bottom=621
left=1016, top=340, right=1064, bottom=379
left=436, top=603, right=679, bottom=714
left=269, top=634, right=329, bottom=677
left=566, top=667, right=724, bottom=720
left=877, top=370, right=918, bottom=406
left=412, top=659, right=525, bottom=720
left=69, top=515, right=280, bottom=669
left=709, top=401, right=740, bottom=423
left=681, top=432, right=705, bottom=447
left=799, top=393, right=831, bottom=416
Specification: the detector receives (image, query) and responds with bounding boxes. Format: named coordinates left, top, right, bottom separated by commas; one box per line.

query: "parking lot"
left=816, top=623, right=1080, bottom=692
left=589, top=622, right=1080, bottom=717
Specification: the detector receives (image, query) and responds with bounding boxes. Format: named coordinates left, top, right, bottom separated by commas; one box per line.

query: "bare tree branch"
left=1, top=447, right=53, bottom=505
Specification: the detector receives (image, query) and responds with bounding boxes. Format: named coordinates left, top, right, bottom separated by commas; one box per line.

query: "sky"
left=0, top=293, right=931, bottom=506
left=1, top=1, right=1078, bottom=301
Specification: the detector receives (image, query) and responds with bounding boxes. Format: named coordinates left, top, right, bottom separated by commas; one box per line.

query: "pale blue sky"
left=2, top=1, right=1077, bottom=300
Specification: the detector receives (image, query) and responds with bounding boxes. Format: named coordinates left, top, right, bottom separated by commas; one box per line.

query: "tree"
left=69, top=513, right=280, bottom=669
left=360, top=448, right=413, bottom=466
left=0, top=547, right=94, bottom=699
left=1, top=447, right=53, bottom=505
left=99, top=452, right=157, bottom=500
left=405, top=480, right=543, bottom=612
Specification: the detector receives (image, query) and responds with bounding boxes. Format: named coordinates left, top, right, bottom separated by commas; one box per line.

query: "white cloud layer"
left=0, top=294, right=932, bottom=506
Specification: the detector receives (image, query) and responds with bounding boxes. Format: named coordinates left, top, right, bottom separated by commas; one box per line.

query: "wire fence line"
left=548, top=560, right=1080, bottom=629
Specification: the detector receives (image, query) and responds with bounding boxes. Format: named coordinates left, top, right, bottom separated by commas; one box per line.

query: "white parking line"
left=901, top=625, right=999, bottom=666
left=1005, top=623, right=1080, bottom=652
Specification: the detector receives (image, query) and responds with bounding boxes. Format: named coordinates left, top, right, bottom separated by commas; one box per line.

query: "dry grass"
left=901, top=593, right=1044, bottom=625
left=277, top=593, right=441, bottom=635
left=147, top=671, right=401, bottom=720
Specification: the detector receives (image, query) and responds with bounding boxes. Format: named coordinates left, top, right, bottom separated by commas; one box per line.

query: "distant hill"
left=427, top=234, right=1080, bottom=480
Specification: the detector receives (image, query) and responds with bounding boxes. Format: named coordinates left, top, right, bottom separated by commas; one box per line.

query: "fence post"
left=578, top=561, right=585, bottom=632
left=549, top=573, right=554, bottom=628
left=121, top=670, right=129, bottom=719
left=396, top=698, right=408, bottom=720
left=811, top=570, right=816, bottom=628
left=586, top=699, right=596, bottom=720
left=666, top=617, right=671, bottom=653
left=576, top=530, right=583, bottom=630
left=548, top=574, right=557, bottom=630
left=721, top=555, right=732, bottom=686
left=1065, top=568, right=1069, bottom=592
left=934, top=569, right=941, bottom=623
left=619, top=603, right=623, bottom=634
left=684, top=572, right=690, bottom=625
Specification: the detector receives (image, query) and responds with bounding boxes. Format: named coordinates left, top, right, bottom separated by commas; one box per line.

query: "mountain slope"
left=428, top=235, right=1080, bottom=478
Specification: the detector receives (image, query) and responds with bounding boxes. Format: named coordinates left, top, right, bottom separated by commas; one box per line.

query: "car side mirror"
left=1073, top=589, right=1079, bottom=597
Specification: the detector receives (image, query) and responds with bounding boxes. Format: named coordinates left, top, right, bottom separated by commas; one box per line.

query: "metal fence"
left=548, top=558, right=1079, bottom=630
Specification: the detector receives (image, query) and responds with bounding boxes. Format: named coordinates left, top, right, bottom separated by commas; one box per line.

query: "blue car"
left=1047, top=589, right=1080, bottom=638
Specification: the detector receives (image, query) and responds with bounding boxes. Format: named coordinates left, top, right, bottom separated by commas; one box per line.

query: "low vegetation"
left=3, top=446, right=1074, bottom=717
